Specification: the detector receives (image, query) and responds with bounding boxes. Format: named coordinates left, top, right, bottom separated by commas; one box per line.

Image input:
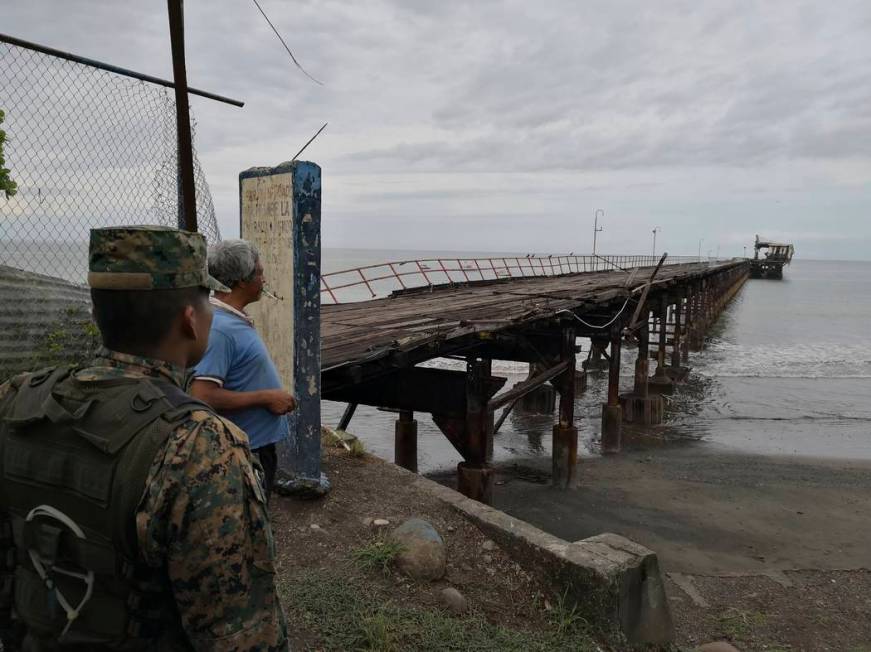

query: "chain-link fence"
left=0, top=37, right=221, bottom=284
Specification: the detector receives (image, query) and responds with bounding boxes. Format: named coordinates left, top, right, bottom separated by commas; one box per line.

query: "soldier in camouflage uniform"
left=0, top=226, right=289, bottom=650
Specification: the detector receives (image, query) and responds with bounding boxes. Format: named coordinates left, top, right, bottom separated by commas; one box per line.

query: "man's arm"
left=137, top=411, right=288, bottom=651
left=190, top=379, right=296, bottom=415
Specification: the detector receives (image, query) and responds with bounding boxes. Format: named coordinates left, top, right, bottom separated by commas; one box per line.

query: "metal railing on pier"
left=320, top=254, right=705, bottom=304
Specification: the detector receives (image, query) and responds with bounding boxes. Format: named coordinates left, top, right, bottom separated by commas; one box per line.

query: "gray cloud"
left=4, top=0, right=871, bottom=259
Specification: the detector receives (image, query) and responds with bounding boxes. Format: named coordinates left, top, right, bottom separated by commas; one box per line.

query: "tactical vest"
left=0, top=366, right=209, bottom=650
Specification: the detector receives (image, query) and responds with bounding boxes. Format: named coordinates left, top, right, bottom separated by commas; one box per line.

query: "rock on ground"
left=698, top=642, right=741, bottom=652
left=440, top=587, right=468, bottom=615
left=391, top=518, right=446, bottom=581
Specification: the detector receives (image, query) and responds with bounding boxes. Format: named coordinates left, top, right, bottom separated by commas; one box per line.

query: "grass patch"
left=352, top=539, right=404, bottom=574
left=280, top=568, right=600, bottom=651
left=717, top=607, right=767, bottom=640
left=547, top=589, right=592, bottom=638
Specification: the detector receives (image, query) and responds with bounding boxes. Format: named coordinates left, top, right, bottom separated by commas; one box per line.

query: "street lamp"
left=698, top=238, right=703, bottom=262
left=593, top=209, right=604, bottom=256
left=652, top=226, right=661, bottom=256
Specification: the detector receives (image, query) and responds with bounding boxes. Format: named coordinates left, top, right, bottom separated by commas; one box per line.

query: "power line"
left=251, top=0, right=324, bottom=85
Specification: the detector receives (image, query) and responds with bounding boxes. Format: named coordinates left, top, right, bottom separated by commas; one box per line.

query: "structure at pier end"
left=750, top=234, right=795, bottom=279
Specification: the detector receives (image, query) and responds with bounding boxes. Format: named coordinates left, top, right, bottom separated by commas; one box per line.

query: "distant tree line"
left=0, top=109, right=18, bottom=199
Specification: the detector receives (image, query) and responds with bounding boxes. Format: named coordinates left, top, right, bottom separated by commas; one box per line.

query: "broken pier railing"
left=320, top=253, right=705, bottom=304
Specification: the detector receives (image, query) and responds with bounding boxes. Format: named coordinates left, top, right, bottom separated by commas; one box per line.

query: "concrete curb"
left=407, top=471, right=674, bottom=646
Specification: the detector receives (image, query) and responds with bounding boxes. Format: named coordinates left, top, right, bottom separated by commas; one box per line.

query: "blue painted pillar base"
left=275, top=472, right=331, bottom=499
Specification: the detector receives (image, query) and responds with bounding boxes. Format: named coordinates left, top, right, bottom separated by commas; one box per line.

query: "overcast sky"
left=6, top=0, right=871, bottom=259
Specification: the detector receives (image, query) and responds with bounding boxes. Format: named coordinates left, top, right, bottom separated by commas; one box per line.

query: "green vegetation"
left=547, top=589, right=592, bottom=638
left=0, top=109, right=17, bottom=199
left=717, top=607, right=767, bottom=641
left=280, top=569, right=599, bottom=652
left=351, top=539, right=404, bottom=574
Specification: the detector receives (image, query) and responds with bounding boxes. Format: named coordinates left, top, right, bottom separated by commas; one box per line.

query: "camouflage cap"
left=88, top=225, right=230, bottom=292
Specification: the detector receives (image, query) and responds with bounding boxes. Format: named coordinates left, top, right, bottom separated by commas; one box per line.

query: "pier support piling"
left=394, top=410, right=418, bottom=473
left=583, top=339, right=609, bottom=371
left=665, top=294, right=690, bottom=383
left=516, top=362, right=557, bottom=414
left=458, top=358, right=495, bottom=503
left=552, top=327, right=579, bottom=489
left=601, top=326, right=623, bottom=453
left=649, top=296, right=675, bottom=395
left=620, top=310, right=664, bottom=424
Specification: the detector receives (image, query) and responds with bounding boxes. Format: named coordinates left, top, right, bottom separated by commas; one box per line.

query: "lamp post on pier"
left=592, top=209, right=604, bottom=256
left=698, top=238, right=703, bottom=263
left=652, top=226, right=661, bottom=256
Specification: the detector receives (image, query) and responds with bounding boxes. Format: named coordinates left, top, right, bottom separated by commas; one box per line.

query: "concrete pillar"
left=601, top=326, right=623, bottom=453
left=395, top=410, right=418, bottom=473
left=240, top=161, right=325, bottom=496
left=553, top=327, right=578, bottom=489
left=457, top=463, right=494, bottom=504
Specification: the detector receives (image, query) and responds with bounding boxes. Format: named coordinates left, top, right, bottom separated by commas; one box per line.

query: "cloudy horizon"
left=4, top=0, right=870, bottom=260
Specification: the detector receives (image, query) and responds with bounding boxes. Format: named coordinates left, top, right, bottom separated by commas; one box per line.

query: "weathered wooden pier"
left=321, top=256, right=750, bottom=504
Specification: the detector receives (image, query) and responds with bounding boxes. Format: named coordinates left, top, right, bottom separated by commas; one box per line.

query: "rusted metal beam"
left=395, top=410, right=418, bottom=473
left=337, top=402, right=357, bottom=431
left=627, top=253, right=668, bottom=332
left=326, top=366, right=505, bottom=415
left=552, top=326, right=578, bottom=489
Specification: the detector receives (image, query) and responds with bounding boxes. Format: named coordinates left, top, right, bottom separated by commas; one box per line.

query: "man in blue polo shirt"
left=191, top=239, right=296, bottom=496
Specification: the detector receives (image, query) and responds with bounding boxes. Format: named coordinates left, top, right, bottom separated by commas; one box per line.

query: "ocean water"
left=321, top=256, right=871, bottom=469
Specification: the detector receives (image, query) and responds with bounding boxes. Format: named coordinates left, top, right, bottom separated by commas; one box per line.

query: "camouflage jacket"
left=0, top=348, right=289, bottom=651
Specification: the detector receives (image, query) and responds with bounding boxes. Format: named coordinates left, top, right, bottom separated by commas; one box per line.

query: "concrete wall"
left=0, top=265, right=99, bottom=382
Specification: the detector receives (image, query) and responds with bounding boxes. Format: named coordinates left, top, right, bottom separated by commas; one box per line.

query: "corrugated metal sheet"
left=0, top=265, right=98, bottom=381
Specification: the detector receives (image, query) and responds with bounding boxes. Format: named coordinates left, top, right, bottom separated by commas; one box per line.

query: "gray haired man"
left=191, top=239, right=296, bottom=496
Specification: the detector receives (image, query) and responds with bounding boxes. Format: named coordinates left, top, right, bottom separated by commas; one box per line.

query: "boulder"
left=391, top=518, right=446, bottom=581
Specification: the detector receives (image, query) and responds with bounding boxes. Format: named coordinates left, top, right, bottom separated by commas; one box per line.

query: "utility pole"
left=167, top=0, right=198, bottom=232
left=593, top=209, right=604, bottom=256
left=698, top=238, right=703, bottom=262
left=652, top=226, right=661, bottom=256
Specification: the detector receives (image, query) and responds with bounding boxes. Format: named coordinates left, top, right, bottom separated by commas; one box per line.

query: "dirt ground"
left=273, top=441, right=871, bottom=650
left=269, top=446, right=602, bottom=651
left=453, top=444, right=871, bottom=651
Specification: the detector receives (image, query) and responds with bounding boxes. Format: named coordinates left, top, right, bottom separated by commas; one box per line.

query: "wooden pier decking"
left=322, top=260, right=735, bottom=373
